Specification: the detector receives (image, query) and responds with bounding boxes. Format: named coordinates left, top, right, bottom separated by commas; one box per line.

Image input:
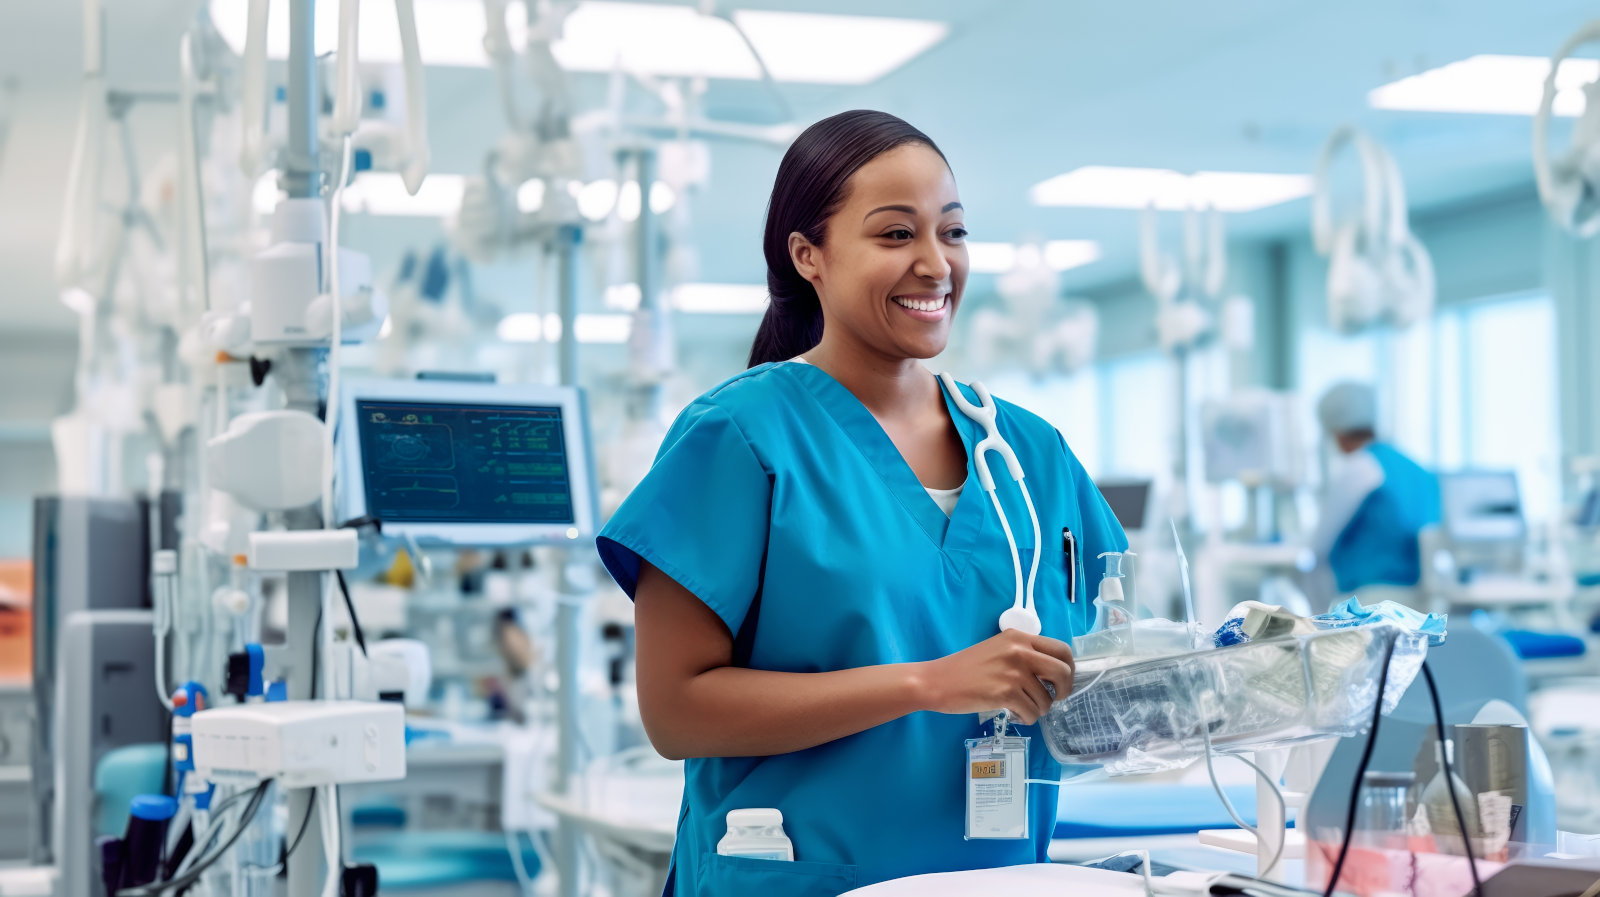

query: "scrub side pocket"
left=697, top=853, right=858, bottom=897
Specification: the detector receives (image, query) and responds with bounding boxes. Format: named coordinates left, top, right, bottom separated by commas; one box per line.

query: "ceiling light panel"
left=1030, top=166, right=1312, bottom=213
left=1368, top=54, right=1599, bottom=117
left=209, top=0, right=491, bottom=67
left=208, top=0, right=946, bottom=84
left=728, top=10, right=948, bottom=85
left=967, top=241, right=1102, bottom=274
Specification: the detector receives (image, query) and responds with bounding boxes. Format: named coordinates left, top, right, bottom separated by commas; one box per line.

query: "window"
left=1457, top=294, right=1560, bottom=521
left=1099, top=351, right=1177, bottom=478
left=1296, top=291, right=1560, bottom=522
left=984, top=370, right=1102, bottom=478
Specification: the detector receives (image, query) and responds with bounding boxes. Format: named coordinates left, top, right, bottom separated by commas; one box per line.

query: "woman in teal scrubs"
left=597, top=110, right=1126, bottom=897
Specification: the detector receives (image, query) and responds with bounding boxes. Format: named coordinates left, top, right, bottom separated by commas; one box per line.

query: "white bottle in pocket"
left=717, top=808, right=794, bottom=860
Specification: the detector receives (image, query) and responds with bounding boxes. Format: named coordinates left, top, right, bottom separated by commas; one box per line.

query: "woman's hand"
left=916, top=630, right=1075, bottom=725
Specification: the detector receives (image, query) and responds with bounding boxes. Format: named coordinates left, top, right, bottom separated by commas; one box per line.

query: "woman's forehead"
left=842, top=145, right=959, bottom=212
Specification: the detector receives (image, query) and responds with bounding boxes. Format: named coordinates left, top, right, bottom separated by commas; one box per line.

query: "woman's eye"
left=884, top=229, right=913, bottom=241
left=946, top=227, right=969, bottom=241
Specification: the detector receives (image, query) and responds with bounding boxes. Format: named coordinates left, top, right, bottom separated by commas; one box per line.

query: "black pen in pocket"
left=1061, top=527, right=1078, bottom=604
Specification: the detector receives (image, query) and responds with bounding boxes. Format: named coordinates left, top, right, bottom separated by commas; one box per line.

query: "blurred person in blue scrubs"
left=596, top=110, right=1126, bottom=897
left=1310, top=381, right=1441, bottom=601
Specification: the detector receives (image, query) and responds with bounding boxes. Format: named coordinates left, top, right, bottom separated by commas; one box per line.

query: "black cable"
left=281, top=787, right=317, bottom=865
left=334, top=570, right=368, bottom=656
left=1422, top=662, right=1484, bottom=897
left=1322, top=638, right=1397, bottom=897
left=241, top=786, right=317, bottom=876
left=117, top=780, right=272, bottom=896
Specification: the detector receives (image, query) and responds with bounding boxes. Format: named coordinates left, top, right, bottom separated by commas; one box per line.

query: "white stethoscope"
left=938, top=373, right=1043, bottom=637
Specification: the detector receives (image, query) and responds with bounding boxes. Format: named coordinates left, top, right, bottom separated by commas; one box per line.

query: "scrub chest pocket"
left=697, top=853, right=858, bottom=897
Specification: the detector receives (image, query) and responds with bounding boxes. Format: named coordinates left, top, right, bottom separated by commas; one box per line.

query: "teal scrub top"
left=597, top=361, right=1127, bottom=897
left=1329, top=443, right=1441, bottom=594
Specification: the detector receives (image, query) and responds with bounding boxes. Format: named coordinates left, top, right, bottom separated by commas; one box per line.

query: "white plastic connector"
left=248, top=530, right=359, bottom=572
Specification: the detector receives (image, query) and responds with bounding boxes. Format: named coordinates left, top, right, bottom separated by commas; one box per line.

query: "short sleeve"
left=596, top=402, right=772, bottom=636
left=1057, top=429, right=1128, bottom=564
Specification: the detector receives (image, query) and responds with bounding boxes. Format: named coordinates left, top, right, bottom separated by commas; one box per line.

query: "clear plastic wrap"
left=1040, top=625, right=1429, bottom=775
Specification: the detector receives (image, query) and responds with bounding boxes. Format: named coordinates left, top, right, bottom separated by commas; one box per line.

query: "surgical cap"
left=1317, top=382, right=1377, bottom=435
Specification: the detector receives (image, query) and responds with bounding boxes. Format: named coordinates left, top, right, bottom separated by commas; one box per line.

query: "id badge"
left=964, top=736, right=1029, bottom=840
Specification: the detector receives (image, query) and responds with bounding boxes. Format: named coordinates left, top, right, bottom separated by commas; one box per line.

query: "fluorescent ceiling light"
left=726, top=10, right=948, bottom=85
left=672, top=283, right=768, bottom=314
left=207, top=0, right=945, bottom=84
left=1043, top=240, right=1102, bottom=271
left=341, top=173, right=464, bottom=217
left=210, top=0, right=491, bottom=67
left=1368, top=54, right=1598, bottom=116
left=966, top=241, right=1102, bottom=275
left=966, top=242, right=1017, bottom=274
left=253, top=171, right=464, bottom=217
left=497, top=312, right=632, bottom=344
left=1030, top=166, right=1312, bottom=213
left=601, top=283, right=770, bottom=314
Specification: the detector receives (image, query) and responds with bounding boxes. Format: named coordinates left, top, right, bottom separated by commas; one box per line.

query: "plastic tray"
left=1039, top=624, right=1429, bottom=775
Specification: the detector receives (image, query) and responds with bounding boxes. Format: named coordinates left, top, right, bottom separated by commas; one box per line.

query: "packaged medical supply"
left=1313, top=596, right=1447, bottom=646
left=718, top=808, right=794, bottom=861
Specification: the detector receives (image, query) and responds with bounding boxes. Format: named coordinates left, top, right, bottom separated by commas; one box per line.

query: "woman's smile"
left=890, top=291, right=951, bottom=320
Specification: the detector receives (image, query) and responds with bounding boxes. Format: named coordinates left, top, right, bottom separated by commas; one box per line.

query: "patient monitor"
left=1439, top=470, right=1525, bottom=544
left=337, top=378, right=599, bottom=546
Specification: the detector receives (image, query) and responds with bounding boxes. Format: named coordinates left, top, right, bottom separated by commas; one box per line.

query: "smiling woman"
left=596, top=109, right=1127, bottom=897
left=749, top=110, right=966, bottom=367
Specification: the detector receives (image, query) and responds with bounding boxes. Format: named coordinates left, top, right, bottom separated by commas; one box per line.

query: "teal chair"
left=94, top=744, right=169, bottom=838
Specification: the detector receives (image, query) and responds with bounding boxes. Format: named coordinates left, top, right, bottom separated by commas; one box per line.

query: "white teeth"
left=893, top=295, right=947, bottom=313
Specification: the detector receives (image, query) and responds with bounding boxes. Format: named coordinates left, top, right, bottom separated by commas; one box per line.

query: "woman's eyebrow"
left=863, top=201, right=964, bottom=222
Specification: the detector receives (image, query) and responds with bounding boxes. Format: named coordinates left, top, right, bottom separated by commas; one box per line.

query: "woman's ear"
left=789, top=232, right=822, bottom=287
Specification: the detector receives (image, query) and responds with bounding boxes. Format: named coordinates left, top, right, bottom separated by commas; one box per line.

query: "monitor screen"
left=1440, top=471, right=1524, bottom=543
left=354, top=399, right=575, bottom=525
left=1097, top=481, right=1151, bottom=531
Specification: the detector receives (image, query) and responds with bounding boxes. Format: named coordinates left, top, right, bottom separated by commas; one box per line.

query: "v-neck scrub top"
left=597, top=361, right=1127, bottom=897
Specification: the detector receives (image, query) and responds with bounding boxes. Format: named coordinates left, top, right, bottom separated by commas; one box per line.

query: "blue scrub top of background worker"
left=1312, top=381, right=1441, bottom=595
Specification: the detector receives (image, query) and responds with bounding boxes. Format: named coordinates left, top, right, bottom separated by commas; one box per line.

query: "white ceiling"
left=1, top=0, right=1595, bottom=333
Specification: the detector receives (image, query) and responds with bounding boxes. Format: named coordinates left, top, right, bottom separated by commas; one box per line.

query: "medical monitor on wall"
left=337, top=378, right=598, bottom=546
left=1440, top=470, right=1524, bottom=544
left=1096, top=480, right=1152, bottom=532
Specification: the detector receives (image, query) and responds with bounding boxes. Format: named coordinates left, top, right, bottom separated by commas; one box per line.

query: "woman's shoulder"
left=669, top=362, right=804, bottom=438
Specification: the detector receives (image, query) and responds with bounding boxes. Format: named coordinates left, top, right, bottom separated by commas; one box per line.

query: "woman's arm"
left=634, top=561, right=1075, bottom=760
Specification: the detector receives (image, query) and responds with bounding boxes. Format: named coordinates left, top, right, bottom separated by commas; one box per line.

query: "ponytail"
left=747, top=273, right=823, bottom=367
left=747, top=110, right=945, bottom=368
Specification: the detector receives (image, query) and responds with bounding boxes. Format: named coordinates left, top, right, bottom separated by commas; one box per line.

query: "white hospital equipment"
left=1311, top=128, right=1435, bottom=334
left=963, top=243, right=1100, bottom=377
left=335, top=378, right=599, bottom=547
left=1535, top=20, right=1600, bottom=237
left=1422, top=472, right=1579, bottom=616
left=937, top=373, right=1045, bottom=638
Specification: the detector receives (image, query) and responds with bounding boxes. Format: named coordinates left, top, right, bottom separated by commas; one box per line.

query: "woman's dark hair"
left=747, top=110, right=947, bottom=367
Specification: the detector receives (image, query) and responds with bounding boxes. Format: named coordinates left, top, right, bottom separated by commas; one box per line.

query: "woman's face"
left=798, top=143, right=968, bottom=361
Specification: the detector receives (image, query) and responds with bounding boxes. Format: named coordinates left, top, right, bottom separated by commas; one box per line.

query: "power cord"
left=1421, top=663, right=1484, bottom=897
left=334, top=570, right=368, bottom=656
left=1321, top=638, right=1398, bottom=897
left=1201, top=722, right=1290, bottom=875
left=117, top=780, right=273, bottom=896
left=241, top=785, right=318, bottom=877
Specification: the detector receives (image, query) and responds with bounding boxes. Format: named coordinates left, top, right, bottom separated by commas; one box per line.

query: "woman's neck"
left=803, top=335, right=938, bottom=421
